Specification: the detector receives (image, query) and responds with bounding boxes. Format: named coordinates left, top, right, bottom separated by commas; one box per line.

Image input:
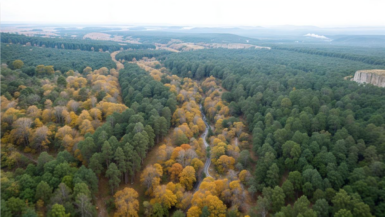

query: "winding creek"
left=195, top=103, right=212, bottom=190
left=200, top=104, right=212, bottom=178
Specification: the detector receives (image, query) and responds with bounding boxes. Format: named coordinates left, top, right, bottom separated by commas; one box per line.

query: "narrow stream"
left=194, top=103, right=212, bottom=190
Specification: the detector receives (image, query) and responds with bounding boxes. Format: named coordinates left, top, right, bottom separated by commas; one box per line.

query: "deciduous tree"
left=114, top=188, right=139, bottom=217
left=179, top=166, right=196, bottom=190
left=48, top=203, right=70, bottom=217
left=151, top=185, right=177, bottom=209
left=169, top=163, right=183, bottom=182
left=12, top=60, right=24, bottom=69
left=140, top=164, right=163, bottom=195
left=75, top=193, right=95, bottom=217
left=31, top=125, right=52, bottom=151
left=11, top=117, right=33, bottom=147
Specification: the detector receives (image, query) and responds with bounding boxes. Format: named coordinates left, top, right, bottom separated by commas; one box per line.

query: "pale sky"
left=2, top=0, right=385, bottom=27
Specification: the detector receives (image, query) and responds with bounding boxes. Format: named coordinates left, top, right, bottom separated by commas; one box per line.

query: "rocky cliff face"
left=353, top=70, right=385, bottom=87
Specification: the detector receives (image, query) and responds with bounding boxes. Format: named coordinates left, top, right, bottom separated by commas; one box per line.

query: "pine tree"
left=133, top=132, right=148, bottom=163
left=123, top=143, right=134, bottom=184
left=101, top=141, right=113, bottom=167
left=114, top=147, right=127, bottom=181
left=145, top=125, right=155, bottom=148
left=159, top=117, right=168, bottom=140
left=89, top=153, right=103, bottom=177
left=106, top=163, right=121, bottom=195
left=114, top=123, right=123, bottom=140
left=266, top=163, right=280, bottom=187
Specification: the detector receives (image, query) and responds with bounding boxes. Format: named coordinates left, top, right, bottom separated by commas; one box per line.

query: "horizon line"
left=2, top=22, right=385, bottom=29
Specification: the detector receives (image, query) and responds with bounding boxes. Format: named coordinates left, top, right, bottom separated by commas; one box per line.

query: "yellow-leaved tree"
left=79, top=119, right=95, bottom=135
left=150, top=185, right=177, bottom=209
left=189, top=189, right=227, bottom=217
left=187, top=206, right=202, bottom=217
left=179, top=166, right=196, bottom=190
left=215, top=155, right=235, bottom=174
left=114, top=187, right=139, bottom=217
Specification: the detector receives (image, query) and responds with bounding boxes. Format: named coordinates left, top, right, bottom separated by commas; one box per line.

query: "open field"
left=83, top=32, right=142, bottom=44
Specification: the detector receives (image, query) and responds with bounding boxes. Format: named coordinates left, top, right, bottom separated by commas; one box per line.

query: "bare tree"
left=11, top=118, right=33, bottom=147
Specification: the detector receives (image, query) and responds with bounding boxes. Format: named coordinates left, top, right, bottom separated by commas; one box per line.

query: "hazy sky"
left=2, top=0, right=385, bottom=27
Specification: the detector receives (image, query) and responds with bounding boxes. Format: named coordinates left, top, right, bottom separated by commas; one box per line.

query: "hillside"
left=353, top=69, right=385, bottom=87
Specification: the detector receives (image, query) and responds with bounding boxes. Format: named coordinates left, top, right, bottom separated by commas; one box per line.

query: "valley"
left=1, top=24, right=385, bottom=217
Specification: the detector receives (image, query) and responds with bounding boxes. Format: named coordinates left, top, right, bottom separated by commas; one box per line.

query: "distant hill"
left=330, top=35, right=385, bottom=46
left=101, top=31, right=260, bottom=44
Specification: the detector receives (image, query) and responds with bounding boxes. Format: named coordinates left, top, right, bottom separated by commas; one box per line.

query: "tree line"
left=1, top=33, right=155, bottom=52
left=273, top=46, right=385, bottom=66
left=116, top=50, right=172, bottom=62
left=1, top=43, right=115, bottom=72
left=103, top=31, right=259, bottom=44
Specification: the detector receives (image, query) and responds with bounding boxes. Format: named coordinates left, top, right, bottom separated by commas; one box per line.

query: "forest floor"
left=96, top=177, right=109, bottom=217
left=110, top=51, right=125, bottom=71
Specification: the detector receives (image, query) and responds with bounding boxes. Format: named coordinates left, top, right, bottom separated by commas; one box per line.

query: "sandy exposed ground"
left=83, top=32, right=141, bottom=44
left=155, top=44, right=180, bottom=52
left=169, top=43, right=205, bottom=51
left=1, top=27, right=59, bottom=37
left=207, top=43, right=271, bottom=49
left=156, top=40, right=271, bottom=52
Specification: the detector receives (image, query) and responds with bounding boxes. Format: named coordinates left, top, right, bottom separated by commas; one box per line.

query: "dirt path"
left=96, top=177, right=109, bottom=217
left=110, top=51, right=124, bottom=71
left=19, top=151, right=37, bottom=164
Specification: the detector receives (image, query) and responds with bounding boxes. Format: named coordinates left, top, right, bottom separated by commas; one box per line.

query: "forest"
left=54, top=29, right=260, bottom=44
left=115, top=50, right=172, bottom=62
left=106, top=32, right=259, bottom=44
left=1, top=31, right=385, bottom=217
left=1, top=33, right=155, bottom=52
left=272, top=46, right=385, bottom=66
left=164, top=48, right=385, bottom=216
left=1, top=43, right=116, bottom=72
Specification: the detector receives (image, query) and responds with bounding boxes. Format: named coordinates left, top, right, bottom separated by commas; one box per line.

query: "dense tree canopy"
left=1, top=33, right=155, bottom=52
left=164, top=47, right=385, bottom=216
left=2, top=34, right=385, bottom=217
left=1, top=43, right=115, bottom=72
